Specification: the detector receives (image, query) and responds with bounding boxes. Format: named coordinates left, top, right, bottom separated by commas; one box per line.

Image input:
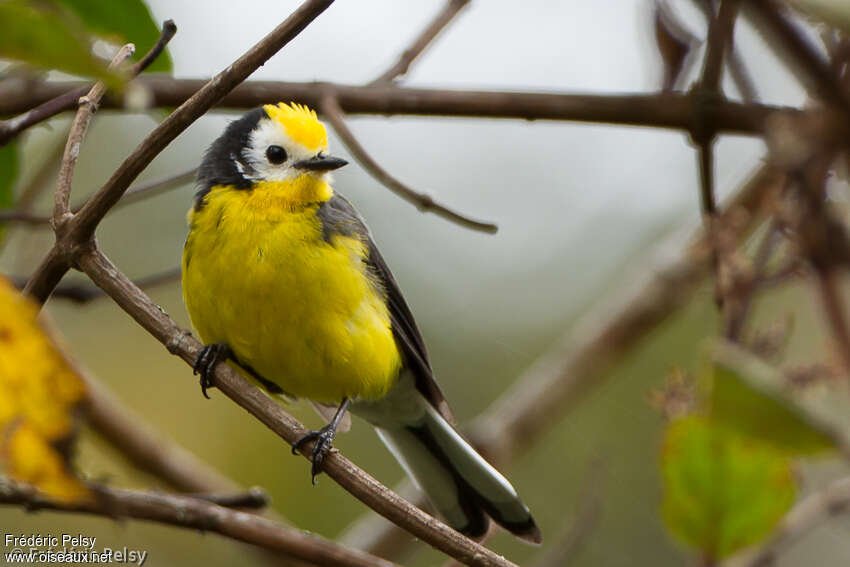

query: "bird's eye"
left=266, top=145, right=287, bottom=165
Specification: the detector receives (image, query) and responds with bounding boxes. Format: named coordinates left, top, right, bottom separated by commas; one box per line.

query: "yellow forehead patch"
left=263, top=102, right=328, bottom=152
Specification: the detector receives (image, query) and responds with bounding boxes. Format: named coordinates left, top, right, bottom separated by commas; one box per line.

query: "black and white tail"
left=373, top=404, right=541, bottom=543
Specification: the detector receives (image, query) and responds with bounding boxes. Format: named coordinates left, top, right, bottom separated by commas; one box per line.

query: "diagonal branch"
left=746, top=0, right=850, bottom=113
left=0, top=479, right=399, bottom=567
left=74, top=246, right=520, bottom=567
left=0, top=21, right=177, bottom=147
left=320, top=94, right=497, bottom=233
left=370, top=0, right=471, bottom=85
left=53, top=44, right=136, bottom=224
left=23, top=0, right=336, bottom=304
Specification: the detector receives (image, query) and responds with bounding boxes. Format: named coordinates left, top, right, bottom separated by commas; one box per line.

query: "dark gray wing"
left=317, top=194, right=455, bottom=423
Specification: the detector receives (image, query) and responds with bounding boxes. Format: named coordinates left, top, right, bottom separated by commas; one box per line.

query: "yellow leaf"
left=0, top=276, right=88, bottom=502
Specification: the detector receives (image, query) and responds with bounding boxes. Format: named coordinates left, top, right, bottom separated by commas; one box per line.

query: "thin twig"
left=24, top=0, right=337, bottom=304
left=0, top=479, right=399, bottom=567
left=7, top=266, right=180, bottom=304
left=74, top=246, right=521, bottom=567
left=0, top=78, right=804, bottom=135
left=694, top=0, right=741, bottom=216
left=0, top=168, right=198, bottom=226
left=0, top=21, right=177, bottom=147
left=725, top=475, right=850, bottom=567
left=128, top=20, right=178, bottom=76
left=320, top=95, right=497, bottom=233
left=370, top=0, right=471, bottom=85
left=184, top=488, right=270, bottom=509
left=53, top=44, right=136, bottom=224
left=745, top=0, right=850, bottom=113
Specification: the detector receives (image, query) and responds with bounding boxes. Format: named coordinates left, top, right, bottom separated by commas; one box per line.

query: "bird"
left=181, top=102, right=541, bottom=543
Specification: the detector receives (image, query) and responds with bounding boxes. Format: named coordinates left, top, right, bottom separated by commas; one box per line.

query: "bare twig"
left=320, top=95, right=497, bottom=233
left=0, top=479, right=399, bottom=567
left=371, top=0, right=471, bottom=85
left=725, top=475, right=850, bottom=567
left=120, top=167, right=197, bottom=205
left=127, top=20, right=178, bottom=76
left=7, top=266, right=180, bottom=304
left=694, top=0, right=741, bottom=216
left=654, top=0, right=699, bottom=92
left=53, top=44, right=136, bottom=224
left=745, top=0, right=850, bottom=112
left=0, top=79, right=806, bottom=136
left=24, top=0, right=337, bottom=303
left=0, top=21, right=177, bottom=147
left=185, top=488, right=270, bottom=509
left=0, top=168, right=198, bottom=226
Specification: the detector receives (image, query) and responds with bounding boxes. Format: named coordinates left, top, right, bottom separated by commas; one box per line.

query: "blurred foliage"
left=661, top=416, right=795, bottom=560
left=0, top=276, right=89, bottom=503
left=0, top=0, right=171, bottom=90
left=0, top=142, right=16, bottom=240
left=660, top=345, right=839, bottom=561
left=0, top=0, right=124, bottom=88
left=54, top=0, right=172, bottom=73
left=708, top=352, right=837, bottom=456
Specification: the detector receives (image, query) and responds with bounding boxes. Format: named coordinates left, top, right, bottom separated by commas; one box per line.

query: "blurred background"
left=2, top=0, right=850, bottom=565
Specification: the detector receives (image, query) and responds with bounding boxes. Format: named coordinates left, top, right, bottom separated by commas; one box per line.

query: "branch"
left=0, top=479, right=399, bottom=567
left=725, top=475, right=850, bottom=567
left=694, top=0, right=741, bottom=216
left=0, top=78, right=804, bottom=135
left=745, top=0, right=850, bottom=113
left=53, top=44, right=136, bottom=223
left=7, top=266, right=180, bottom=304
left=0, top=168, right=197, bottom=226
left=0, top=21, right=177, bottom=147
left=23, top=0, right=336, bottom=304
left=320, top=95, right=497, bottom=233
left=370, top=0, right=470, bottom=85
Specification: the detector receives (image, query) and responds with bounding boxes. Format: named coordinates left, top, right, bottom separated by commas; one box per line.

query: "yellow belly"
left=182, top=184, right=401, bottom=403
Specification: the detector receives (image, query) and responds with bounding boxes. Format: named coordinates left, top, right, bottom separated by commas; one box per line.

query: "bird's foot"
left=292, top=425, right=337, bottom=485
left=193, top=343, right=232, bottom=399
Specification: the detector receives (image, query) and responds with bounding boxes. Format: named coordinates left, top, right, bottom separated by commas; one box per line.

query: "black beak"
left=294, top=154, right=348, bottom=172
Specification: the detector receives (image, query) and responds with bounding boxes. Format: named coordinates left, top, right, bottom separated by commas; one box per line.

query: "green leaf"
left=54, top=0, right=172, bottom=73
left=661, top=416, right=796, bottom=559
left=0, top=0, right=123, bottom=88
left=708, top=342, right=838, bottom=456
left=0, top=142, right=18, bottom=242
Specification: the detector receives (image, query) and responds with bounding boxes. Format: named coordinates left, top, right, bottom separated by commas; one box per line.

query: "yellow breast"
left=182, top=179, right=401, bottom=403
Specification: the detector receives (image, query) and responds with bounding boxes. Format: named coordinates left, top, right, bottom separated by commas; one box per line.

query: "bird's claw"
left=292, top=425, right=336, bottom=484
left=193, top=343, right=231, bottom=399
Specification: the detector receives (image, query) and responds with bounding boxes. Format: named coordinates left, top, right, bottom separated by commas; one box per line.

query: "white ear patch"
left=242, top=117, right=318, bottom=182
